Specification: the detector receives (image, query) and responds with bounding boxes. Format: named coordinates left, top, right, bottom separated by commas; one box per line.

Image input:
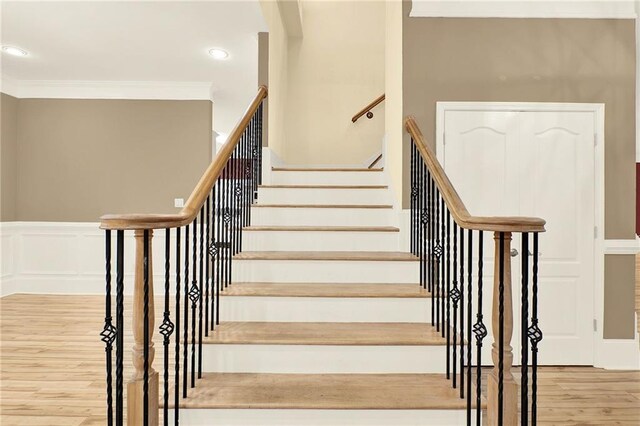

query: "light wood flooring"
left=1, top=294, right=639, bottom=425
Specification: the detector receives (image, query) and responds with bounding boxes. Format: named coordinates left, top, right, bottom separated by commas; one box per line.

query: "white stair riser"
left=242, top=231, right=400, bottom=251
left=232, top=260, right=419, bottom=283
left=170, top=409, right=468, bottom=425
left=220, top=296, right=430, bottom=322
left=257, top=187, right=391, bottom=205
left=201, top=344, right=446, bottom=374
left=251, top=207, right=393, bottom=226
left=270, top=171, right=384, bottom=186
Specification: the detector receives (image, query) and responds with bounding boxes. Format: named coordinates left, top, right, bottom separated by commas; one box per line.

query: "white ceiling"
left=0, top=0, right=267, bottom=135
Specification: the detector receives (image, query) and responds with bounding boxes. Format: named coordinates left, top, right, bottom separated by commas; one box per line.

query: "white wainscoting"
left=0, top=222, right=180, bottom=296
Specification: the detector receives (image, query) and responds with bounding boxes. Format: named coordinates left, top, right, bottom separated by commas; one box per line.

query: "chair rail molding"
left=604, top=238, right=640, bottom=255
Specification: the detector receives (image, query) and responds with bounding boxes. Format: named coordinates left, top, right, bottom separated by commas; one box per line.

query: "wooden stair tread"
left=244, top=226, right=399, bottom=232
left=272, top=167, right=384, bottom=172
left=233, top=251, right=419, bottom=261
left=259, top=184, right=388, bottom=189
left=204, top=322, right=445, bottom=346
left=172, top=373, right=480, bottom=410
left=224, top=283, right=429, bottom=298
left=252, top=204, right=393, bottom=209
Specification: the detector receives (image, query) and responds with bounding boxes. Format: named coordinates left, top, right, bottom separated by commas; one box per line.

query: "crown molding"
left=0, top=76, right=214, bottom=101
left=410, top=0, right=638, bottom=19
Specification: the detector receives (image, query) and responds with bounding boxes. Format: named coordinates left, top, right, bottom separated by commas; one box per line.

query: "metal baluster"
left=198, top=208, right=204, bottom=379
left=466, top=229, right=473, bottom=424
left=431, top=180, right=436, bottom=327
left=418, top=157, right=423, bottom=283
left=115, top=230, right=124, bottom=426
left=427, top=171, right=432, bottom=293
left=422, top=168, right=429, bottom=290
left=410, top=141, right=415, bottom=254
left=190, top=221, right=198, bottom=388
left=521, top=232, right=530, bottom=426
left=225, top=165, right=232, bottom=289
left=174, top=227, right=181, bottom=425
left=160, top=229, right=174, bottom=426
left=216, top=180, right=222, bottom=325
left=441, top=197, right=446, bottom=338
left=257, top=103, right=263, bottom=185
left=142, top=230, right=150, bottom=426
left=451, top=223, right=460, bottom=388
left=205, top=198, right=210, bottom=336
left=435, top=189, right=440, bottom=331
left=182, top=226, right=189, bottom=398
left=459, top=226, right=465, bottom=399
left=100, top=230, right=116, bottom=426
left=498, top=232, right=505, bottom=426
left=446, top=210, right=451, bottom=378
left=209, top=190, right=215, bottom=332
left=530, top=232, right=542, bottom=426
left=474, top=231, right=486, bottom=426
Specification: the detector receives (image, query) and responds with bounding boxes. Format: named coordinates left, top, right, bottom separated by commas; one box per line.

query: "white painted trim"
left=0, top=77, right=213, bottom=100
left=594, top=338, right=640, bottom=370
left=410, top=0, right=638, bottom=19
left=604, top=238, right=640, bottom=254
left=436, top=102, right=613, bottom=367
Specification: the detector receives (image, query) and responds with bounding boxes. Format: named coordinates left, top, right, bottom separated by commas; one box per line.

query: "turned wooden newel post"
left=128, top=230, right=159, bottom=426
left=487, top=232, right=517, bottom=426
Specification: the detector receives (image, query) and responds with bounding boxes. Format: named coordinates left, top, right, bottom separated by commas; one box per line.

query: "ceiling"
left=0, top=0, right=267, bottom=135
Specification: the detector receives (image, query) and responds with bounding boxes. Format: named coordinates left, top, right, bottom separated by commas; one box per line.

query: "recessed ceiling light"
left=209, top=48, right=229, bottom=60
left=2, top=46, right=28, bottom=57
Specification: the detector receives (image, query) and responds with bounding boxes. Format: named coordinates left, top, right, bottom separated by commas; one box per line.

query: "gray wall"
left=402, top=10, right=636, bottom=338
left=1, top=97, right=212, bottom=222
left=1, top=94, right=18, bottom=221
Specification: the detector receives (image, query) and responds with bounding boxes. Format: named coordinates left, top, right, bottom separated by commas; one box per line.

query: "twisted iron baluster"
left=160, top=229, right=174, bottom=426
left=459, top=227, right=465, bottom=400
left=182, top=226, right=189, bottom=398
left=466, top=229, right=473, bottom=424
left=205, top=198, right=210, bottom=336
left=198, top=208, right=204, bottom=379
left=451, top=223, right=460, bottom=388
left=142, top=230, right=150, bottom=426
left=446, top=210, right=451, bottom=378
left=530, top=233, right=542, bottom=426
left=189, top=221, right=198, bottom=388
left=115, top=230, right=124, bottom=426
left=174, top=227, right=181, bottom=424
left=441, top=198, right=446, bottom=338
left=521, top=232, right=530, bottom=426
left=100, top=230, right=116, bottom=426
left=498, top=232, right=505, bottom=426
left=473, top=231, right=486, bottom=426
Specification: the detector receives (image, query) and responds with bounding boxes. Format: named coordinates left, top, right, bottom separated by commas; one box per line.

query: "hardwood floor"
left=1, top=294, right=639, bottom=425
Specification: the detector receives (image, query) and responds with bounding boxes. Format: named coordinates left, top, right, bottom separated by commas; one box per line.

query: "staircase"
left=173, top=166, right=472, bottom=425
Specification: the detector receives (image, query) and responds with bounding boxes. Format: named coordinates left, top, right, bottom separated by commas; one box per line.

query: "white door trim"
left=435, top=102, right=618, bottom=367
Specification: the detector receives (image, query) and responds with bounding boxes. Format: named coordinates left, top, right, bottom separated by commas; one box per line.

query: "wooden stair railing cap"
left=352, top=94, right=385, bottom=123
left=405, top=116, right=546, bottom=233
left=100, top=85, right=268, bottom=231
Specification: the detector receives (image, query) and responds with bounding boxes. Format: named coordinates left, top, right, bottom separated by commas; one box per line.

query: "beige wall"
left=261, top=0, right=289, bottom=160
left=11, top=98, right=211, bottom=222
left=258, top=32, right=270, bottom=147
left=401, top=14, right=636, bottom=338
left=262, top=0, right=385, bottom=165
left=1, top=94, right=19, bottom=221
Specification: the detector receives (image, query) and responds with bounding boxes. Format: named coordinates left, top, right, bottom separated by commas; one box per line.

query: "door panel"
left=441, top=108, right=595, bottom=365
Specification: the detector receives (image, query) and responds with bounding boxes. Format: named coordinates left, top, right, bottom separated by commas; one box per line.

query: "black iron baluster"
left=459, top=226, right=465, bottom=399
left=451, top=223, right=460, bottom=389
left=205, top=198, right=210, bottom=336
left=422, top=168, right=429, bottom=291
left=441, top=197, right=446, bottom=338
left=446, top=210, right=451, bottom=379
left=466, top=229, right=473, bottom=423
left=530, top=232, right=542, bottom=426
left=101, top=230, right=116, bottom=426
left=115, top=230, right=124, bottom=426
left=160, top=229, right=174, bottom=426
left=418, top=158, right=423, bottom=284
left=257, top=103, right=263, bottom=185
left=198, top=209, right=204, bottom=379
left=216, top=180, right=222, bottom=325
left=143, top=230, right=150, bottom=426
left=410, top=141, right=416, bottom=254
left=182, top=225, right=189, bottom=398
left=521, top=232, right=530, bottom=426
left=426, top=171, right=432, bottom=293
left=434, top=189, right=440, bottom=331
left=189, top=220, right=198, bottom=388
left=498, top=232, right=505, bottom=426
left=474, top=231, right=486, bottom=426
left=174, top=227, right=181, bottom=425
left=431, top=180, right=436, bottom=327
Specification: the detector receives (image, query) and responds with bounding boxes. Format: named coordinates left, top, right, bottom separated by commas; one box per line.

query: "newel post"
left=487, top=232, right=518, bottom=426
left=128, top=230, right=159, bottom=426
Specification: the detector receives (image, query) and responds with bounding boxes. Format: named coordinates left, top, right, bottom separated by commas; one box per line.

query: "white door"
left=441, top=107, right=596, bottom=365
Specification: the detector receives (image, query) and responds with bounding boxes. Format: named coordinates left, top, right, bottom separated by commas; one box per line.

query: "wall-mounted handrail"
left=405, top=116, right=545, bottom=233
left=352, top=94, right=385, bottom=123
left=100, top=85, right=268, bottom=230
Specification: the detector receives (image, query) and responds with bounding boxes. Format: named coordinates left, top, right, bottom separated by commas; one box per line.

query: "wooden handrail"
left=405, top=116, right=545, bottom=233
left=100, top=86, right=268, bottom=230
left=352, top=94, right=385, bottom=123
